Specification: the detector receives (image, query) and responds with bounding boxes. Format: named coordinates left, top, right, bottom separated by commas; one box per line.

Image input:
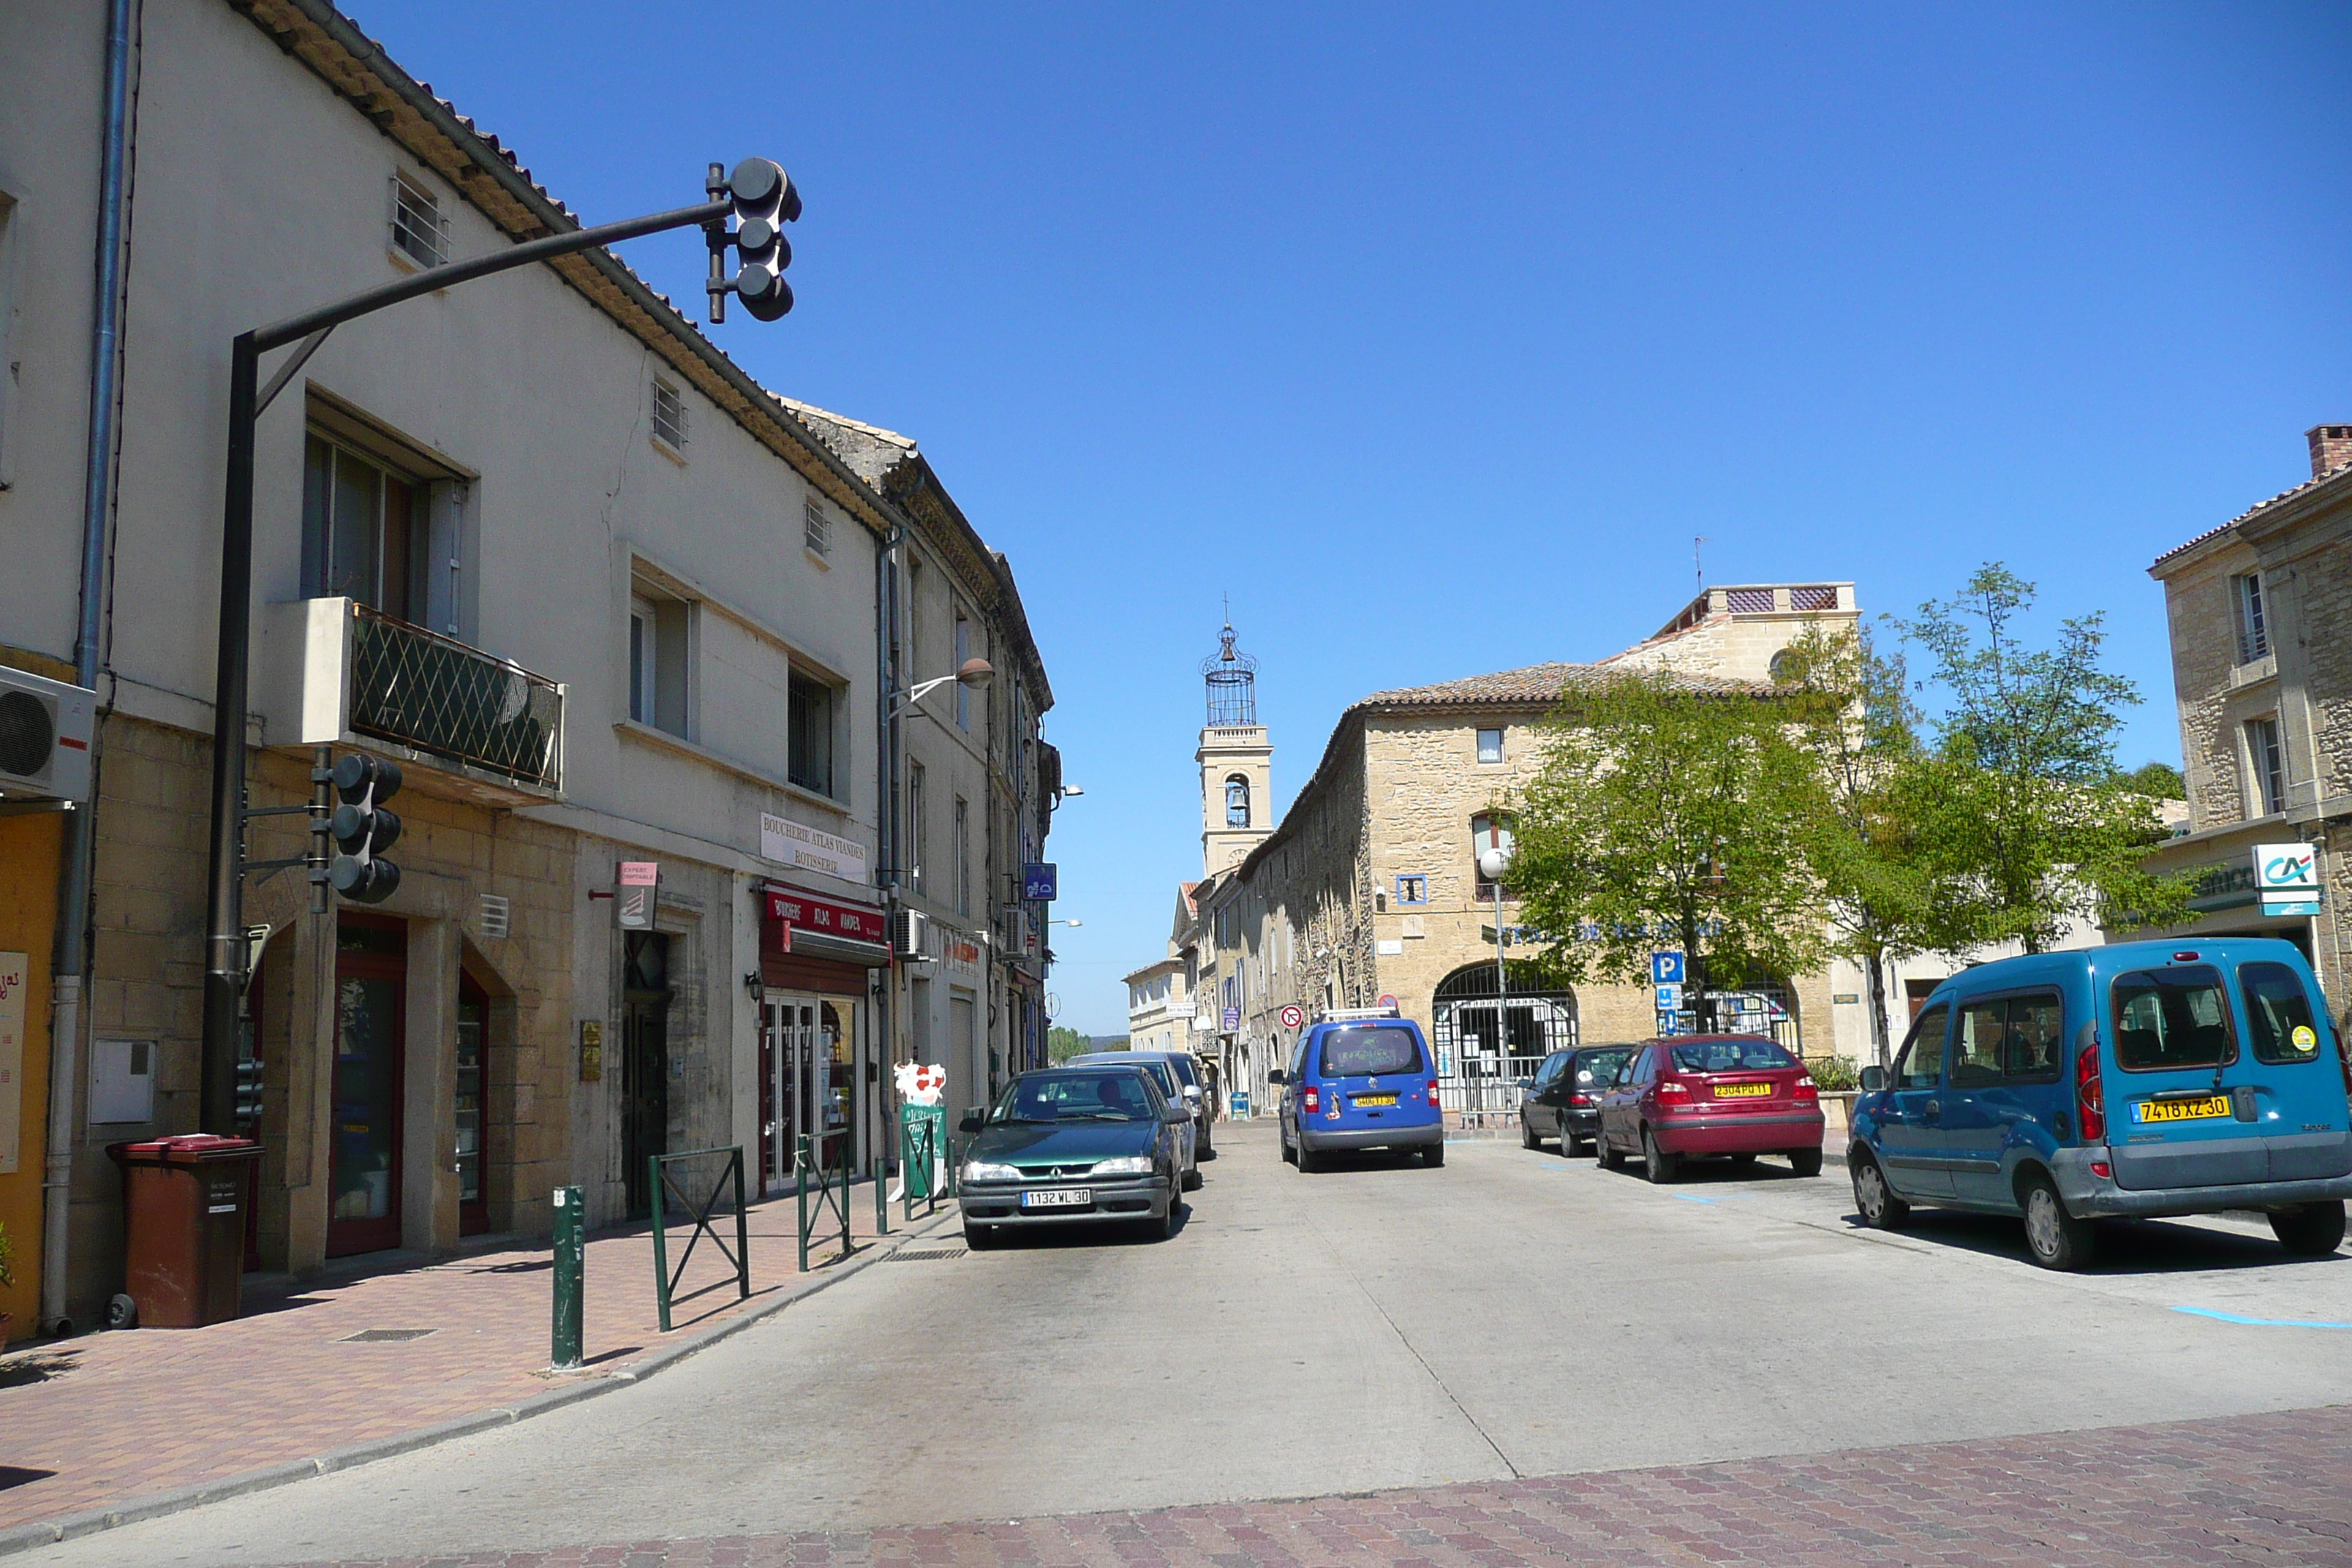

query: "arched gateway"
left=1431, top=961, right=1578, bottom=1124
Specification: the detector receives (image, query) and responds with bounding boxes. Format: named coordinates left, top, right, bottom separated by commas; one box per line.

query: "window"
left=2111, top=966, right=2235, bottom=1071
left=304, top=434, right=426, bottom=620
left=788, top=671, right=835, bottom=796
left=651, top=379, right=687, bottom=452
left=907, top=761, right=927, bottom=894
left=1670, top=1038, right=1795, bottom=1072
left=2002, top=994, right=2066, bottom=1082
left=1952, top=1000, right=2008, bottom=1088
left=1319, top=1026, right=1425, bottom=1077
left=1895, top=1004, right=1948, bottom=1090
left=1471, top=813, right=1515, bottom=900
left=1395, top=874, right=1428, bottom=905
left=2234, top=573, right=2269, bottom=664
left=2248, top=716, right=2286, bottom=815
left=1476, top=728, right=1504, bottom=764
left=954, top=796, right=971, bottom=916
left=803, top=494, right=831, bottom=559
left=1225, top=774, right=1251, bottom=828
left=2240, top=962, right=2323, bottom=1065
left=954, top=614, right=972, bottom=731
left=627, top=584, right=690, bottom=736
left=389, top=171, right=448, bottom=268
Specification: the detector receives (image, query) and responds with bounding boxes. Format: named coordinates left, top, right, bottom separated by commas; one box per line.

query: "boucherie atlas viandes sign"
left=761, top=888, right=886, bottom=952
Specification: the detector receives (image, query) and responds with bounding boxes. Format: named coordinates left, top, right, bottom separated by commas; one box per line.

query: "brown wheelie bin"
left=108, top=1134, right=260, bottom=1327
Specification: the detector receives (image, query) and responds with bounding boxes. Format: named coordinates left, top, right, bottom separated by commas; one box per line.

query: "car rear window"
left=1670, top=1039, right=1795, bottom=1073
left=2241, top=962, right=2324, bottom=1066
left=1164, top=1056, right=1200, bottom=1088
left=1319, top=1026, right=1423, bottom=1077
left=1575, top=1049, right=1633, bottom=1087
left=2112, top=966, right=2236, bottom=1071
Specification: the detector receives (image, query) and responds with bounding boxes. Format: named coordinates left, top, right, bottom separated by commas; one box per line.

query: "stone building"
left=1192, top=586, right=1857, bottom=1122
left=2137, top=424, right=2352, bottom=1006
left=0, top=0, right=1055, bottom=1336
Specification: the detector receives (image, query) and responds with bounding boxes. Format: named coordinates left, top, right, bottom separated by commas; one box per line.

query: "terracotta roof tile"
left=2152, top=461, right=2352, bottom=571
left=1360, top=661, right=1761, bottom=709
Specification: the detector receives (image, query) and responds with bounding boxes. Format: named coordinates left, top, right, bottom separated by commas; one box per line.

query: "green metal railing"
left=796, top=1129, right=853, bottom=1270
left=647, top=1145, right=750, bottom=1333
left=900, top=1111, right=949, bottom=1223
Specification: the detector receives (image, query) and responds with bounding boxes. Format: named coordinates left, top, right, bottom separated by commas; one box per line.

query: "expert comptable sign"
left=759, top=813, right=870, bottom=884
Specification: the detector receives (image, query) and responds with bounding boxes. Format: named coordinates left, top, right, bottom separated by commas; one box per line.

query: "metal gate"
left=1431, top=963, right=1578, bottom=1128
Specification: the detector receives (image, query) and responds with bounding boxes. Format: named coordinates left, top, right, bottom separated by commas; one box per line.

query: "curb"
left=0, top=1206, right=961, bottom=1558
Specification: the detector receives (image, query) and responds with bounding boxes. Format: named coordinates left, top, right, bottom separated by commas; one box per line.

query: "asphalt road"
left=29, top=1120, right=2352, bottom=1567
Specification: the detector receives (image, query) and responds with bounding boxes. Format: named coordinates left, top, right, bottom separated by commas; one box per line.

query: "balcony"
left=261, top=598, right=564, bottom=803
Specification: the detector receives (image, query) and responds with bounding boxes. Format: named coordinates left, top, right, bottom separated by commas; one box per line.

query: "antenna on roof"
left=1695, top=536, right=1707, bottom=592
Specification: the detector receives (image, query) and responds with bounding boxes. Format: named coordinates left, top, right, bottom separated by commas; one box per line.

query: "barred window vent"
left=1788, top=585, right=1839, bottom=611
left=651, top=380, right=687, bottom=451
left=1726, top=588, right=1776, bottom=614
left=390, top=173, right=449, bottom=268
left=803, top=495, right=831, bottom=557
left=478, top=894, right=511, bottom=940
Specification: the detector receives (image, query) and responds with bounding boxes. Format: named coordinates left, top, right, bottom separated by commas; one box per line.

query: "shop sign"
left=943, top=930, right=983, bottom=980
left=617, top=862, right=660, bottom=930
left=0, top=951, right=23, bottom=1174
left=760, top=813, right=870, bottom=884
left=2255, top=842, right=2321, bottom=916
left=762, top=888, right=888, bottom=953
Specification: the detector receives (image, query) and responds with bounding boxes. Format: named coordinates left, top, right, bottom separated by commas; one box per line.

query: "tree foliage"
left=2116, top=760, right=2185, bottom=799
left=1046, top=1025, right=1093, bottom=1064
left=1512, top=668, right=1825, bottom=1014
left=1901, top=565, right=2191, bottom=951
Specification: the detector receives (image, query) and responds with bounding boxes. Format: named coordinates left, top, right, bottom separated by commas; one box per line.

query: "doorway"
left=764, top=995, right=853, bottom=1189
left=456, top=971, right=490, bottom=1236
left=328, top=916, right=407, bottom=1257
left=952, top=992, right=979, bottom=1115
left=622, top=931, right=673, bottom=1221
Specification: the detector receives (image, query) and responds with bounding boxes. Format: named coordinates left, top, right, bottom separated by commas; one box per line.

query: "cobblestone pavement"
left=206, top=1401, right=2352, bottom=1568
left=0, top=1178, right=945, bottom=1534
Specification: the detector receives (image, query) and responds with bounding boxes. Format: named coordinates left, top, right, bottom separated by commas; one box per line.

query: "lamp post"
left=1478, top=844, right=1512, bottom=1109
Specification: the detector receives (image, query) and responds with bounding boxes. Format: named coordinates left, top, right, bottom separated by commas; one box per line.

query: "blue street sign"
left=1022, top=862, right=1058, bottom=902
left=1654, top=984, right=1682, bottom=1012
left=1651, top=951, right=1685, bottom=984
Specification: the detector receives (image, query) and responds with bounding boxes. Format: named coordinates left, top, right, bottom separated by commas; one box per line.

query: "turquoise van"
left=1850, top=938, right=2351, bottom=1269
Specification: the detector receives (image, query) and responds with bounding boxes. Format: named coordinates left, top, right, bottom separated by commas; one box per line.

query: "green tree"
left=1774, top=621, right=1937, bottom=1068
left=1901, top=565, right=2192, bottom=951
left=1046, top=1025, right=1093, bottom=1064
left=1512, top=668, right=1827, bottom=1028
left=2116, top=760, right=2185, bottom=799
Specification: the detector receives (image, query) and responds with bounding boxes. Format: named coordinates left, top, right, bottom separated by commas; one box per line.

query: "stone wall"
left=2161, top=546, right=2254, bottom=832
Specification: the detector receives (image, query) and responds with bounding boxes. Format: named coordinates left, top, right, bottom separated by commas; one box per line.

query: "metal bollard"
left=551, top=1184, right=584, bottom=1369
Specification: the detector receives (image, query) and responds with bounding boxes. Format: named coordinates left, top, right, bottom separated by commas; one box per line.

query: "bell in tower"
left=1197, top=620, right=1273, bottom=877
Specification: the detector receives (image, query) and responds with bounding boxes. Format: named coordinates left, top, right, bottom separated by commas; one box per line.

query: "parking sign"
left=1651, top=951, right=1685, bottom=985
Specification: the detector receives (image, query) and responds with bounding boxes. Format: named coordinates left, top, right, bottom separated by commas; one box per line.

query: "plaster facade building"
left=2135, top=424, right=2352, bottom=1009
left=1191, top=587, right=1858, bottom=1123
left=0, top=0, right=1055, bottom=1338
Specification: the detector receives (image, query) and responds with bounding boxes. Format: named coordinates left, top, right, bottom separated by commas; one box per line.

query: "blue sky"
left=353, top=1, right=2352, bottom=1036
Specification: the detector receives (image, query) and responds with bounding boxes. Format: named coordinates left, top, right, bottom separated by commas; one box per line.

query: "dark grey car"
left=1519, top=1044, right=1638, bottom=1154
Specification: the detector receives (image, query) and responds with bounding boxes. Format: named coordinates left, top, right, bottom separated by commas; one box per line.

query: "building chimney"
left=2309, top=424, right=2352, bottom=480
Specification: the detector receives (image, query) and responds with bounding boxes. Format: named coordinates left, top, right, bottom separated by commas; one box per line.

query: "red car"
left=1594, top=1034, right=1825, bottom=1181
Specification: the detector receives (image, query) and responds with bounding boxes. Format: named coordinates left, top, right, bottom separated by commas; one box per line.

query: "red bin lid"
left=109, top=1134, right=259, bottom=1161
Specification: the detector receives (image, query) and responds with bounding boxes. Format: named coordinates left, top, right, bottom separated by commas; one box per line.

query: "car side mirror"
left=1858, top=1066, right=1887, bottom=1093
left=1165, top=1107, right=1191, bottom=1126
left=1514, top=1076, right=1534, bottom=1090
left=1267, top=1070, right=1286, bottom=1085
left=958, top=1113, right=985, bottom=1134
left=1182, top=1085, right=1202, bottom=1103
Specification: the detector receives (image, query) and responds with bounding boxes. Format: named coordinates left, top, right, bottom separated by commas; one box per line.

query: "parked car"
left=1072, top=1049, right=1213, bottom=1160
left=1595, top=1034, right=1825, bottom=1181
left=956, top=1066, right=1193, bottom=1246
left=1271, top=1012, right=1444, bottom=1170
left=1068, top=1051, right=1201, bottom=1186
left=1520, top=1043, right=1639, bottom=1154
left=1848, top=938, right=2352, bottom=1270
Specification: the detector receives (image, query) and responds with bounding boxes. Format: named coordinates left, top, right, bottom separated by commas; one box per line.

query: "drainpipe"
left=874, top=523, right=903, bottom=1165
left=45, top=0, right=137, bottom=1335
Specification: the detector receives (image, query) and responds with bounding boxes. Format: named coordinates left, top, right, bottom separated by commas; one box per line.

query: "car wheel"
left=1851, top=1155, right=1910, bottom=1230
left=1788, top=1147, right=1823, bottom=1178
left=1158, top=1187, right=1182, bottom=1240
left=1597, top=1131, right=1622, bottom=1170
left=1423, top=1139, right=1445, bottom=1167
left=1199, top=1129, right=1214, bottom=1160
left=964, top=1222, right=995, bottom=1251
left=1521, top=1115, right=1539, bottom=1150
left=1729, top=1153, right=1760, bottom=1170
left=1281, top=1126, right=1297, bottom=1164
left=1183, top=1164, right=1203, bottom=1191
left=1564, top=1134, right=1588, bottom=1157
left=1297, top=1141, right=1319, bottom=1174
left=2020, top=1175, right=2096, bottom=1271
left=1642, top=1128, right=1678, bottom=1184
left=2271, top=1199, right=2347, bottom=1256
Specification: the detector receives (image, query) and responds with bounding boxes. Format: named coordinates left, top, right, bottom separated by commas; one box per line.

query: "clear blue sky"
left=355, top=1, right=2351, bottom=1036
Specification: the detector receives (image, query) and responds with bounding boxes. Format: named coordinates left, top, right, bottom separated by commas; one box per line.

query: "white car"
left=1068, top=1052, right=1202, bottom=1188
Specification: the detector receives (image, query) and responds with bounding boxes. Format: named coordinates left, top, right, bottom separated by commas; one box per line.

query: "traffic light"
left=328, top=753, right=402, bottom=904
left=234, top=1056, right=265, bottom=1128
left=729, top=157, right=800, bottom=321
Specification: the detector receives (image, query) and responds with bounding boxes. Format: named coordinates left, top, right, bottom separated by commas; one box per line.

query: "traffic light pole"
left=200, top=193, right=734, bottom=1134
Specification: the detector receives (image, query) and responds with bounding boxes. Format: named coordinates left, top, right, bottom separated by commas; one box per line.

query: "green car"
left=957, top=1066, right=1191, bottom=1247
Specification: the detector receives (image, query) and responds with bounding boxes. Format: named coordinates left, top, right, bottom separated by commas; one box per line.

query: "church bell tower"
left=1198, top=622, right=1273, bottom=876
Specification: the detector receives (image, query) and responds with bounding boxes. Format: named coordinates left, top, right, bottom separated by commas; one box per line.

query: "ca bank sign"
left=2254, top=842, right=2321, bottom=917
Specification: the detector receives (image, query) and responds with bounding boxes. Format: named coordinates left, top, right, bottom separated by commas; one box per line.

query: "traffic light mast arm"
left=202, top=174, right=779, bottom=1135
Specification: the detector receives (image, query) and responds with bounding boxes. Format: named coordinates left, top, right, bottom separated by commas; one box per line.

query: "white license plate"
left=1021, top=1188, right=1091, bottom=1209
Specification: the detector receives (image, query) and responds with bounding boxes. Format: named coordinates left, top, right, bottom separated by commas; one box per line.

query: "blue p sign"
left=1651, top=951, right=1686, bottom=984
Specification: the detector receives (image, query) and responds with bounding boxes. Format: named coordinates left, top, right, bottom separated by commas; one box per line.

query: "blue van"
left=1270, top=1011, right=1445, bottom=1171
left=1850, top=938, right=2352, bottom=1269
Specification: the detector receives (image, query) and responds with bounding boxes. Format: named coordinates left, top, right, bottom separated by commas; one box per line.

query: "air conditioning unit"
left=0, top=666, right=96, bottom=804
left=891, top=908, right=930, bottom=959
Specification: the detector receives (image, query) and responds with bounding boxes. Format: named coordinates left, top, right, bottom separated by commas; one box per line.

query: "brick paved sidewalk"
left=0, top=1177, right=953, bottom=1535
left=233, top=1401, right=2352, bottom=1568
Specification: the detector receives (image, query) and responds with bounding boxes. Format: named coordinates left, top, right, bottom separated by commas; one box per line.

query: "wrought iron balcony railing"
left=349, top=604, right=562, bottom=791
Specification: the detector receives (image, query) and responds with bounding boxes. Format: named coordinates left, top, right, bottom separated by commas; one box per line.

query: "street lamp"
left=889, top=657, right=992, bottom=715
left=1479, top=845, right=1512, bottom=1096
left=1048, top=918, right=1082, bottom=928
